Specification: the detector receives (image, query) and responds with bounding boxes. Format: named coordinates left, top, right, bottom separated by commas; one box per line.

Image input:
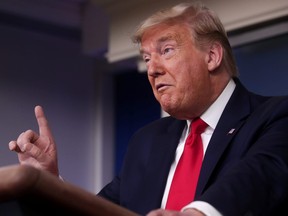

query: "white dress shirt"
left=161, top=79, right=236, bottom=216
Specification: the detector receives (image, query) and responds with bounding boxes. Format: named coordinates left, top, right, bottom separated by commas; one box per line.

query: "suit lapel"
left=139, top=119, right=186, bottom=210
left=196, top=80, right=253, bottom=196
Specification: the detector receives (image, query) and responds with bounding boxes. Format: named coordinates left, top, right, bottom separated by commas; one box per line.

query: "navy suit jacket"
left=98, top=79, right=288, bottom=216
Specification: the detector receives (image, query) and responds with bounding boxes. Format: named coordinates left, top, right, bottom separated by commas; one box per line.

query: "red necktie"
left=165, top=118, right=207, bottom=211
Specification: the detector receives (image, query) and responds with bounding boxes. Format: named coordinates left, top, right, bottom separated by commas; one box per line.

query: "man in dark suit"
left=9, top=2, right=288, bottom=216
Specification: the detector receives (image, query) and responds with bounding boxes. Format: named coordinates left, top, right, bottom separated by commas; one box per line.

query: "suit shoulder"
left=128, top=116, right=186, bottom=147
left=133, top=116, right=183, bottom=135
left=251, top=95, right=288, bottom=120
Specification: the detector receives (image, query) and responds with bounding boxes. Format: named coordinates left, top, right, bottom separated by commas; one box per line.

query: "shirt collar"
left=187, top=79, right=236, bottom=130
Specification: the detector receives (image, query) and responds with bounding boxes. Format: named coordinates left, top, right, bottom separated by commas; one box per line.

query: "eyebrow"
left=158, top=34, right=175, bottom=43
left=139, top=33, right=176, bottom=55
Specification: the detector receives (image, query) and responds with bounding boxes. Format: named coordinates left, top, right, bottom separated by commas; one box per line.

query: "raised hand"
left=9, top=105, right=59, bottom=176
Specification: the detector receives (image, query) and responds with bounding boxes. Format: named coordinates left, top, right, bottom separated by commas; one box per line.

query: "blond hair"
left=132, top=2, right=238, bottom=77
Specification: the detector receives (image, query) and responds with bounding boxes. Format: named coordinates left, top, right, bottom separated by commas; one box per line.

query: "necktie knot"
left=191, top=118, right=207, bottom=134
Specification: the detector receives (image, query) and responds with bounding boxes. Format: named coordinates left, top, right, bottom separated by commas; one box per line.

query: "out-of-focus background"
left=0, top=0, right=287, bottom=193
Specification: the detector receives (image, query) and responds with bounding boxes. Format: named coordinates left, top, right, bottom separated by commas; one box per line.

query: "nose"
left=147, top=55, right=165, bottom=77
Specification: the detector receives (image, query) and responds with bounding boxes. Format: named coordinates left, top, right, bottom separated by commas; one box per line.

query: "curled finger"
left=8, top=140, right=22, bottom=152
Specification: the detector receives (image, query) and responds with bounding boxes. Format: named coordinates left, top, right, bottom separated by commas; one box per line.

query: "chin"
left=162, top=107, right=176, bottom=117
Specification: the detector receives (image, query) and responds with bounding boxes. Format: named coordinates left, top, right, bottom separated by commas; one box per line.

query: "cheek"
left=174, top=63, right=195, bottom=85
left=176, top=62, right=207, bottom=98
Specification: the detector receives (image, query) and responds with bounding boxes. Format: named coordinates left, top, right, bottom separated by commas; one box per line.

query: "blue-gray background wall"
left=0, top=21, right=99, bottom=191
left=234, top=33, right=288, bottom=96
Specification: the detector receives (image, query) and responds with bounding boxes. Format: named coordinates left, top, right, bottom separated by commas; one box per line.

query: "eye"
left=161, top=46, right=175, bottom=58
left=142, top=54, right=150, bottom=63
left=163, top=47, right=173, bottom=54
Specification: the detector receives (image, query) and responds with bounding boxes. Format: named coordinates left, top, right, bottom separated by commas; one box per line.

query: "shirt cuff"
left=181, top=201, right=223, bottom=216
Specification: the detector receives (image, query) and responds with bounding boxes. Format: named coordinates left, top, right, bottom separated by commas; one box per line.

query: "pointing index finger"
left=34, top=105, right=53, bottom=138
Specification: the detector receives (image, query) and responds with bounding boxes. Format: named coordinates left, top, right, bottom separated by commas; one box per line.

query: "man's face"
left=140, top=23, right=213, bottom=119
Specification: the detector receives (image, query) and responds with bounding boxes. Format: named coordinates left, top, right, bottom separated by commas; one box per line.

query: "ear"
left=206, top=42, right=223, bottom=71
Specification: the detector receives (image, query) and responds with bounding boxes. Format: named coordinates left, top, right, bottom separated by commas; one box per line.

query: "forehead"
left=140, top=23, right=192, bottom=47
